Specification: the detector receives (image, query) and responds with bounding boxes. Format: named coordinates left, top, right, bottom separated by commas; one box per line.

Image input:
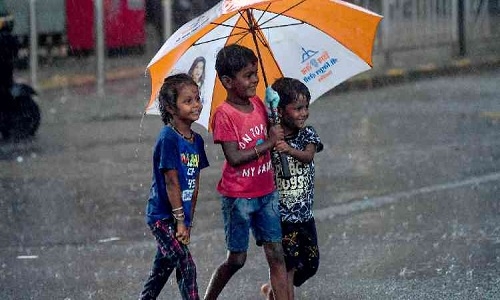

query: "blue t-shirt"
left=146, top=125, right=209, bottom=226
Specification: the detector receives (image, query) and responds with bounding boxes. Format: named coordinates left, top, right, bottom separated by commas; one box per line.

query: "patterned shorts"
left=281, top=218, right=320, bottom=287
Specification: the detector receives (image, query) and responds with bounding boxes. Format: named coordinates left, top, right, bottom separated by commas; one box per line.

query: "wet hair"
left=188, top=56, right=206, bottom=86
left=271, top=77, right=311, bottom=109
left=215, top=44, right=258, bottom=79
left=158, top=73, right=198, bottom=125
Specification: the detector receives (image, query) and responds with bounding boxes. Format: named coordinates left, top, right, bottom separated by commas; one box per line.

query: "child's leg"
left=259, top=268, right=293, bottom=300
left=254, top=191, right=289, bottom=300
left=260, top=282, right=274, bottom=300
left=205, top=196, right=253, bottom=299
left=141, top=220, right=199, bottom=300
left=263, top=242, right=289, bottom=300
left=204, top=251, right=247, bottom=300
left=286, top=269, right=295, bottom=300
left=175, top=249, right=199, bottom=300
left=140, top=248, right=175, bottom=300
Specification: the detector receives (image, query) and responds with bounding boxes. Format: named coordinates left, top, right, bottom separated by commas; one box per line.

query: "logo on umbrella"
left=301, top=47, right=319, bottom=63
left=300, top=47, right=338, bottom=84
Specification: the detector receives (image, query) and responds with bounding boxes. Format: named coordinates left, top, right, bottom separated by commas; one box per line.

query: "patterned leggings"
left=140, top=219, right=199, bottom=300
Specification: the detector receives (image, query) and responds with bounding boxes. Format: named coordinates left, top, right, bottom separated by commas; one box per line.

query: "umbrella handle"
left=269, top=112, right=291, bottom=179
left=265, top=87, right=291, bottom=179
left=276, top=150, right=292, bottom=180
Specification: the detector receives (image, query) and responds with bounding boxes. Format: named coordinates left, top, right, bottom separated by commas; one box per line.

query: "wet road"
left=1, top=70, right=500, bottom=299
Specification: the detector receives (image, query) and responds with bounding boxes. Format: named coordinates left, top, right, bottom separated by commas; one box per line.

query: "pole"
left=163, top=0, right=172, bottom=40
left=95, top=0, right=105, bottom=95
left=458, top=0, right=466, bottom=56
left=29, top=0, right=38, bottom=90
left=381, top=0, right=392, bottom=67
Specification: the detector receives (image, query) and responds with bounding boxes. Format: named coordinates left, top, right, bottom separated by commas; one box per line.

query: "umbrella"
left=145, top=0, right=382, bottom=130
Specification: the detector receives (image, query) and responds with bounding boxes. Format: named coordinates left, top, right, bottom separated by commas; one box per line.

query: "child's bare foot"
left=260, top=283, right=274, bottom=300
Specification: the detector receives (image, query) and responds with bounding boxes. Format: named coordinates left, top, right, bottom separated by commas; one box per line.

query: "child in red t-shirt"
left=203, top=44, right=289, bottom=300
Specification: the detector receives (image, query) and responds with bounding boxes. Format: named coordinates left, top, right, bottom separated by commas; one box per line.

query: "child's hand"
left=275, top=140, right=292, bottom=154
left=268, top=124, right=284, bottom=145
left=176, top=222, right=190, bottom=245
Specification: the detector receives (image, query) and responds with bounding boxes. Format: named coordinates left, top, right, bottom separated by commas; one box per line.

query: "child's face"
left=280, top=94, right=309, bottom=131
left=174, top=83, right=202, bottom=123
left=230, top=62, right=259, bottom=99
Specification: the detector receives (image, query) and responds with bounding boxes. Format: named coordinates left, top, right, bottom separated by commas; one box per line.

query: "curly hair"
left=158, top=73, right=198, bottom=125
left=271, top=77, right=311, bottom=109
left=215, top=44, right=258, bottom=79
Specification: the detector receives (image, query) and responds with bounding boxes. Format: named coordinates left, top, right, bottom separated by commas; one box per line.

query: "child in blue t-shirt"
left=140, top=73, right=209, bottom=300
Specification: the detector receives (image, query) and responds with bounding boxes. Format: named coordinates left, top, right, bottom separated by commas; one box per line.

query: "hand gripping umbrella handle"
left=265, top=87, right=291, bottom=179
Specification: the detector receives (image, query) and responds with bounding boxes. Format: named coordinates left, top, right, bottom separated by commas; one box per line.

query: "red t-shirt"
left=212, top=96, right=275, bottom=198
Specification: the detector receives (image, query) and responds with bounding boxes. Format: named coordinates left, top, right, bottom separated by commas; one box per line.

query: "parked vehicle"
left=0, top=1, right=40, bottom=140
left=0, top=83, right=40, bottom=140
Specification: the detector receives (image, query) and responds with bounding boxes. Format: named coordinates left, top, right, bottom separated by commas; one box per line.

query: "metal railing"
left=350, top=0, right=500, bottom=56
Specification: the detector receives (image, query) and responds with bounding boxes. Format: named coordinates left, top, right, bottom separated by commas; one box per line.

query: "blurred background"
left=1, top=0, right=499, bottom=78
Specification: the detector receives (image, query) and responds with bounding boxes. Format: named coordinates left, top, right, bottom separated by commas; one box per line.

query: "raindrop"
left=135, top=112, right=147, bottom=158
left=16, top=156, right=23, bottom=163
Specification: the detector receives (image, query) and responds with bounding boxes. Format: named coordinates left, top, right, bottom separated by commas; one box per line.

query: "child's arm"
left=164, top=169, right=189, bottom=244
left=275, top=140, right=317, bottom=164
left=220, top=125, right=283, bottom=167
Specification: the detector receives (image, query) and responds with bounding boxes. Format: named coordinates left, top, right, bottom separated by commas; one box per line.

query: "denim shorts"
left=221, top=191, right=282, bottom=252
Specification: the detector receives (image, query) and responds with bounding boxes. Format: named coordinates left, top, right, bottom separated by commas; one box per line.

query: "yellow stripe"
left=481, top=112, right=500, bottom=119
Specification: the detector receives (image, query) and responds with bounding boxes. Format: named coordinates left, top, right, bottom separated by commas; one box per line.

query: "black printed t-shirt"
left=273, top=126, right=323, bottom=223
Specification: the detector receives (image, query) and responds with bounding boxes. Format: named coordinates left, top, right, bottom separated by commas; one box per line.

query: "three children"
left=141, top=45, right=321, bottom=300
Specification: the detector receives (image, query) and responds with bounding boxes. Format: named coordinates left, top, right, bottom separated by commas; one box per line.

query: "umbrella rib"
left=209, top=22, right=249, bottom=31
left=258, top=22, right=304, bottom=30
left=253, top=3, right=273, bottom=25
left=257, top=0, right=306, bottom=28
left=193, top=2, right=306, bottom=48
left=193, top=30, right=248, bottom=46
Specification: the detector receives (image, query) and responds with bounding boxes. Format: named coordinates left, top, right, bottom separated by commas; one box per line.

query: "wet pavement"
left=1, top=68, right=499, bottom=299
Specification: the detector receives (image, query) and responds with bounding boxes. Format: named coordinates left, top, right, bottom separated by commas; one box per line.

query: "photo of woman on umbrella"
left=188, top=56, right=206, bottom=104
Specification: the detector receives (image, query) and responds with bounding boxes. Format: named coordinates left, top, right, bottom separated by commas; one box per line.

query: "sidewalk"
left=15, top=35, right=500, bottom=93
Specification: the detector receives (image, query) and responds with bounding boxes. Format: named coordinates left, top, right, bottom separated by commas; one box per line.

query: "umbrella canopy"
left=146, top=0, right=382, bottom=130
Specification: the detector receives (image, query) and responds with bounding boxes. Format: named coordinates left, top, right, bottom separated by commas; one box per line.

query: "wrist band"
left=172, top=207, right=183, bottom=212
left=254, top=146, right=260, bottom=158
left=173, top=211, right=185, bottom=221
